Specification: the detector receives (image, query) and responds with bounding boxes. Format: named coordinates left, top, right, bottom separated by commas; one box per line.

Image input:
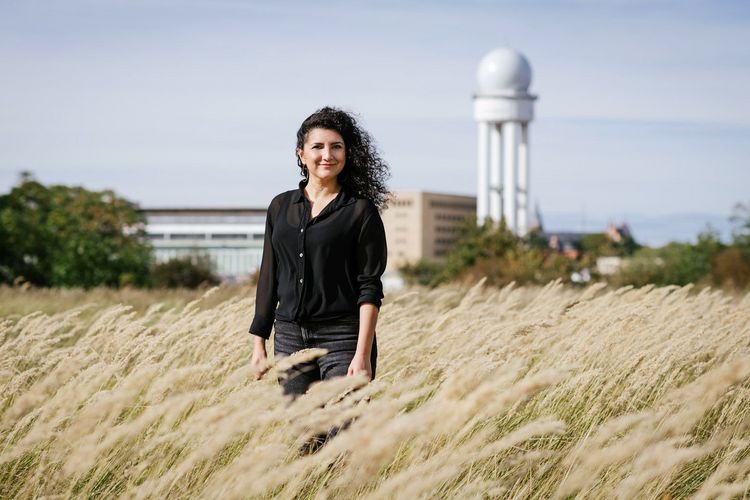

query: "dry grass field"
left=1, top=280, right=749, bottom=499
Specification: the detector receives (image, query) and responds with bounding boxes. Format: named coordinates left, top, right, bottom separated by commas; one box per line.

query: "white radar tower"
left=474, top=47, right=537, bottom=235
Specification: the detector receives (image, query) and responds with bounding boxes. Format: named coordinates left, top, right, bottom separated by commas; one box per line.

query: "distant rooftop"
left=139, top=207, right=265, bottom=214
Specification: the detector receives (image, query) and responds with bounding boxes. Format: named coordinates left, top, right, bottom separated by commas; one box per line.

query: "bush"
left=398, top=260, right=443, bottom=287
left=398, top=217, right=521, bottom=287
left=611, top=230, right=724, bottom=287
left=438, top=217, right=519, bottom=283
left=609, top=247, right=666, bottom=288
left=151, top=256, right=220, bottom=289
left=712, top=247, right=750, bottom=290
left=399, top=218, right=581, bottom=287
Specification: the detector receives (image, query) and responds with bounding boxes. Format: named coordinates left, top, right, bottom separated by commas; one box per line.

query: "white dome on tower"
left=477, top=48, right=532, bottom=94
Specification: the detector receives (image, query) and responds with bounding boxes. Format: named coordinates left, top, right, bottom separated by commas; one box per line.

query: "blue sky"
left=1, top=0, right=748, bottom=244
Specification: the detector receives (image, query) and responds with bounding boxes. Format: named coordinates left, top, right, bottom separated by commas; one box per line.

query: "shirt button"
left=300, top=228, right=304, bottom=232
left=299, top=253, right=303, bottom=258
left=299, top=278, right=303, bottom=283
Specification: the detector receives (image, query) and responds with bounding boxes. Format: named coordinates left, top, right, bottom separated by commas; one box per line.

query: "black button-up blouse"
left=248, top=181, right=388, bottom=339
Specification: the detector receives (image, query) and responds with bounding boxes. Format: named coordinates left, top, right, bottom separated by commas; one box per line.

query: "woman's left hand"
left=347, top=353, right=372, bottom=380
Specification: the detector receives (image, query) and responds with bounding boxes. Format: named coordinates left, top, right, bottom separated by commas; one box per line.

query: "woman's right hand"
left=250, top=336, right=269, bottom=380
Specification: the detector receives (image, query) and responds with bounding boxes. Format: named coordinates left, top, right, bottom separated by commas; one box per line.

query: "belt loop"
left=301, top=324, right=310, bottom=346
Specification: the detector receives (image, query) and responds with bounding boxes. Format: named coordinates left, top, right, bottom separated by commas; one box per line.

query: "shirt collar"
left=293, top=180, right=356, bottom=208
left=293, top=180, right=306, bottom=203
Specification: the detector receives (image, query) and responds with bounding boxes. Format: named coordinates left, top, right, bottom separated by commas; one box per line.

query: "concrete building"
left=381, top=191, right=476, bottom=272
left=141, top=208, right=266, bottom=281
left=474, top=47, right=536, bottom=235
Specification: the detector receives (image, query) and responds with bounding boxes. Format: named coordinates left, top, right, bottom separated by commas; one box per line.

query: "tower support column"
left=489, top=123, right=503, bottom=224
left=502, top=121, right=519, bottom=231
left=476, top=121, right=490, bottom=225
left=518, top=123, right=530, bottom=235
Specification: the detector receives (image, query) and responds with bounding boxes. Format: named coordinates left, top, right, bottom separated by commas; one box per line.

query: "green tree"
left=0, top=173, right=54, bottom=284
left=0, top=173, right=152, bottom=287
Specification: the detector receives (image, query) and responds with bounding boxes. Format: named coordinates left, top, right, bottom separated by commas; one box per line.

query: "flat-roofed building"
left=140, top=208, right=266, bottom=281
left=381, top=191, right=476, bottom=271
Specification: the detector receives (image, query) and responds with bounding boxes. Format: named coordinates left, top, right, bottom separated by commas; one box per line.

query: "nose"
left=322, top=147, right=334, bottom=160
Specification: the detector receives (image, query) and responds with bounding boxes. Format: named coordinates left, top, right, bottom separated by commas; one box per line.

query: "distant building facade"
left=140, top=208, right=266, bottom=281
left=380, top=191, right=476, bottom=271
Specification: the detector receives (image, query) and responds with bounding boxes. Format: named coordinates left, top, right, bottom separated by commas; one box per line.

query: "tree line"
left=0, top=174, right=218, bottom=288
left=2, top=174, right=747, bottom=290
left=401, top=205, right=750, bottom=291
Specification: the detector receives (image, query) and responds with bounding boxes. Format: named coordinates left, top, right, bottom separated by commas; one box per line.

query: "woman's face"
left=297, top=128, right=346, bottom=185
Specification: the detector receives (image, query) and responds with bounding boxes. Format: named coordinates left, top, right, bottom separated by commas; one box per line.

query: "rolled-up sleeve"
left=355, top=205, right=387, bottom=308
left=249, top=203, right=278, bottom=339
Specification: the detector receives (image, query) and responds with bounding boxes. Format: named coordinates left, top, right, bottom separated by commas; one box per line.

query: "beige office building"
left=381, top=191, right=476, bottom=272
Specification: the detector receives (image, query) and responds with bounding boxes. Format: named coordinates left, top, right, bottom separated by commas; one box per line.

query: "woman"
left=249, top=106, right=389, bottom=398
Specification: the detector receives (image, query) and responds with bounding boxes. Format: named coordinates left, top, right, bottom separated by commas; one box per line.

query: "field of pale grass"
left=1, top=280, right=749, bottom=498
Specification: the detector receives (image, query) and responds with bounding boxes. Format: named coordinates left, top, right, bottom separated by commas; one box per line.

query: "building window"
left=435, top=213, right=468, bottom=222
left=169, top=234, right=207, bottom=240
left=391, top=199, right=413, bottom=207
left=435, top=238, right=458, bottom=245
left=210, top=234, right=249, bottom=240
left=430, top=201, right=475, bottom=210
left=145, top=215, right=265, bottom=224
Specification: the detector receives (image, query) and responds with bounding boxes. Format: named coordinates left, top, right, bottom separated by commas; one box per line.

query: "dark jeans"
left=273, top=317, right=378, bottom=398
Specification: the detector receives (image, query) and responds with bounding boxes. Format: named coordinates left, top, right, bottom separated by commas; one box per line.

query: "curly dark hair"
left=296, top=106, right=391, bottom=210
